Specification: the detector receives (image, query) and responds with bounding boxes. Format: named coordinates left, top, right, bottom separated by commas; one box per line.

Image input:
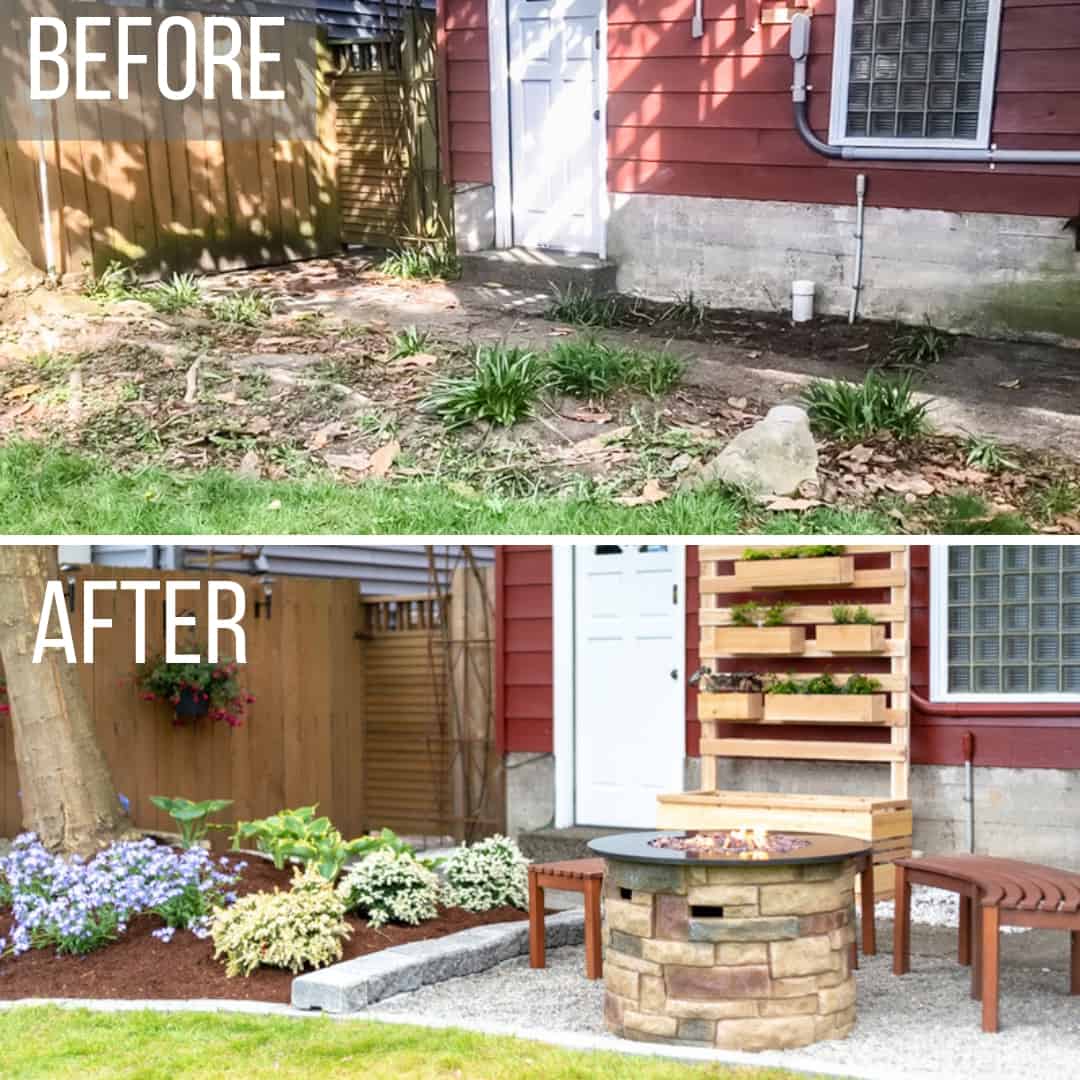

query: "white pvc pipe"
left=792, top=280, right=815, bottom=323
left=33, top=100, right=57, bottom=279
left=848, top=174, right=866, bottom=324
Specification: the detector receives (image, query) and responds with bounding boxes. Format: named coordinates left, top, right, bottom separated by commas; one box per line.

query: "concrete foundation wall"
left=682, top=758, right=1080, bottom=871
left=607, top=193, right=1080, bottom=343
left=505, top=751, right=555, bottom=837
left=453, top=184, right=496, bottom=253
left=510, top=753, right=1080, bottom=869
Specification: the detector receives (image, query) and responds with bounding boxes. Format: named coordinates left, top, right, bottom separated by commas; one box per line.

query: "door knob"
left=670, top=669, right=679, bottom=680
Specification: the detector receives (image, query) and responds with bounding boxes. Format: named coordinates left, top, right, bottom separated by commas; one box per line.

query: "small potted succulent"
left=817, top=604, right=886, bottom=653
left=690, top=668, right=764, bottom=721
left=711, top=600, right=806, bottom=656
left=139, top=656, right=253, bottom=728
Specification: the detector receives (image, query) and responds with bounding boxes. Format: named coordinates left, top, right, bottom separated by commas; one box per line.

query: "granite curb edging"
left=291, top=909, right=585, bottom=1013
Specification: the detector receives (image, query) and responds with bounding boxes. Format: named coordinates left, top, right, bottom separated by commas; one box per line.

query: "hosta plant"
left=150, top=795, right=233, bottom=849
left=442, top=835, right=528, bottom=912
left=337, top=850, right=441, bottom=929
left=232, top=805, right=368, bottom=881
left=211, top=865, right=351, bottom=977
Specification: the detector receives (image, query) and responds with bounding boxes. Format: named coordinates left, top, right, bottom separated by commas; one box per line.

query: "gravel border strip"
left=291, top=909, right=584, bottom=1013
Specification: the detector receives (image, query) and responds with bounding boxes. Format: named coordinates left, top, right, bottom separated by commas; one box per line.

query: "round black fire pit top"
left=588, top=830, right=870, bottom=867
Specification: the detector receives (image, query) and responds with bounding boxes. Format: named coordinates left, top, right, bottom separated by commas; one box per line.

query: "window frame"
left=930, top=544, right=1080, bottom=705
left=827, top=0, right=1005, bottom=151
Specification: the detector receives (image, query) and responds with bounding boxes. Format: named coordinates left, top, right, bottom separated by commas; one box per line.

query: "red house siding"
left=442, top=0, right=494, bottom=183
left=608, top=0, right=1080, bottom=217
left=909, top=546, right=1080, bottom=770
left=497, top=546, right=554, bottom=752
left=445, top=0, right=1080, bottom=216
left=497, top=545, right=1080, bottom=771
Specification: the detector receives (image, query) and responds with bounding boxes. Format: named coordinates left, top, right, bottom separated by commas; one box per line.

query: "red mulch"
left=0, top=855, right=529, bottom=1004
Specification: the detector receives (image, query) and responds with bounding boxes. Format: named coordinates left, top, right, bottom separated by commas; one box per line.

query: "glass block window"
left=840, top=0, right=998, bottom=143
left=946, top=546, right=1080, bottom=696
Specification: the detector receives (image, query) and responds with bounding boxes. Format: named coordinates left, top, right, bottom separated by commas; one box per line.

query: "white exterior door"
left=506, top=0, right=605, bottom=253
left=573, top=545, right=685, bottom=827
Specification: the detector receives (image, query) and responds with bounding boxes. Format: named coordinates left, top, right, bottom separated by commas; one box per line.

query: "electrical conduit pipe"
left=789, top=13, right=1080, bottom=166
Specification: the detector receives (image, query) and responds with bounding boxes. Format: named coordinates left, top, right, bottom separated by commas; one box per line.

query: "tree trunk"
left=0, top=547, right=131, bottom=855
left=0, top=205, right=44, bottom=293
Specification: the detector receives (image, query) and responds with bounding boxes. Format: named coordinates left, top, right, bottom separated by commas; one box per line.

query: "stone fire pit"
left=588, top=829, right=868, bottom=1052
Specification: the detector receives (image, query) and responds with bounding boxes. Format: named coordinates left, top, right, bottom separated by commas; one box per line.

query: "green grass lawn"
left=0, top=1007, right=806, bottom=1079
left=0, top=443, right=893, bottom=536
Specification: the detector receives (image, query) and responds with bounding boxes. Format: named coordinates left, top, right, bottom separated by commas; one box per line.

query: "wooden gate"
left=333, top=12, right=451, bottom=248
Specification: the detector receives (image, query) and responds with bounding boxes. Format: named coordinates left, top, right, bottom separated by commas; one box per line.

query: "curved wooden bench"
left=892, top=854, right=1080, bottom=1032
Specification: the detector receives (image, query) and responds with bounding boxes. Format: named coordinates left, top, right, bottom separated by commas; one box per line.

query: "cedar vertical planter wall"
left=0, top=566, right=497, bottom=841
left=658, top=546, right=913, bottom=897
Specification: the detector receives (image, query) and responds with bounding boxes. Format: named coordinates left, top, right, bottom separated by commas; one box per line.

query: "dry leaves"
left=308, top=420, right=347, bottom=450
left=566, top=406, right=613, bottom=424
left=369, top=439, right=400, bottom=478
left=324, top=451, right=371, bottom=474
left=389, top=352, right=438, bottom=371
left=324, top=439, right=400, bottom=480
left=616, top=478, right=668, bottom=506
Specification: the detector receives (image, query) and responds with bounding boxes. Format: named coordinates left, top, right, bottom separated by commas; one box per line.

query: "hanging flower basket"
left=138, top=654, right=254, bottom=729
left=173, top=685, right=210, bottom=723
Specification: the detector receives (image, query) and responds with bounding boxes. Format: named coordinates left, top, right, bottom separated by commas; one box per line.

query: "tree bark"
left=0, top=206, right=44, bottom=293
left=0, top=547, right=131, bottom=854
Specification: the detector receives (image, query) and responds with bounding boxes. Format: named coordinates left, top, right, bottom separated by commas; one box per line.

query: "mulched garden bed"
left=0, top=854, right=530, bottom=1005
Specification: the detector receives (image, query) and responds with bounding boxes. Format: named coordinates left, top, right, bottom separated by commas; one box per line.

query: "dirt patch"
left=3, top=257, right=1080, bottom=531
left=0, top=855, right=529, bottom=1005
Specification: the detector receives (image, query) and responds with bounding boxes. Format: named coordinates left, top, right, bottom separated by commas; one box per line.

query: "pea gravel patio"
left=365, top=911, right=1080, bottom=1079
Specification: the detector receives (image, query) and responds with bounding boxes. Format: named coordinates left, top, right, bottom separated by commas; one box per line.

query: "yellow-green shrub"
left=210, top=866, right=351, bottom=977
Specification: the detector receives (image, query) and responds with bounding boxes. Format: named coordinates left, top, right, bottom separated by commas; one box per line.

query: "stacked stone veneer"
left=601, top=857, right=857, bottom=1052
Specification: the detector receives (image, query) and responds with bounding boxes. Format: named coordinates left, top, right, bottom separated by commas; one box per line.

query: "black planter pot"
left=174, top=686, right=210, bottom=723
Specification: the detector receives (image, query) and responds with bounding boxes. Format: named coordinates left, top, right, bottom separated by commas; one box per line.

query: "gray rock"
left=690, top=405, right=818, bottom=496
left=292, top=909, right=584, bottom=1014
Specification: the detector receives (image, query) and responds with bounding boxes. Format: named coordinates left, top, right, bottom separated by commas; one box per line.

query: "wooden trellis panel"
left=658, top=545, right=913, bottom=896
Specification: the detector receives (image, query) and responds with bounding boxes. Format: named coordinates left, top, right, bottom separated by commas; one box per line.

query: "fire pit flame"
left=649, top=829, right=812, bottom=859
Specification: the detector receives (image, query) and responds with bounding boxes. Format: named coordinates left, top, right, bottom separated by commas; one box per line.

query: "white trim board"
left=485, top=0, right=609, bottom=255
left=929, top=543, right=1080, bottom=705
left=487, top=0, right=512, bottom=248
left=551, top=545, right=576, bottom=828
left=828, top=0, right=1003, bottom=151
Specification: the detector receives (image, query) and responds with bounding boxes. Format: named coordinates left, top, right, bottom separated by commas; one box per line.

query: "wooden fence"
left=0, top=22, right=340, bottom=277
left=334, top=12, right=451, bottom=248
left=0, top=565, right=498, bottom=842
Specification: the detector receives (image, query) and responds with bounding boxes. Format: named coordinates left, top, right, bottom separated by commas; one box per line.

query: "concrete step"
left=518, top=825, right=648, bottom=865
left=457, top=247, right=617, bottom=296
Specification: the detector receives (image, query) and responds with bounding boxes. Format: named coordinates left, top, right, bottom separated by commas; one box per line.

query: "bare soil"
left=2, top=254, right=1079, bottom=530
left=0, top=855, right=529, bottom=1005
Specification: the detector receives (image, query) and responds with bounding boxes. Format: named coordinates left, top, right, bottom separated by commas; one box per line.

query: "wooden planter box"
left=733, top=556, right=855, bottom=590
left=816, top=624, right=886, bottom=653
left=698, top=692, right=764, bottom=721
left=711, top=626, right=806, bottom=656
left=762, top=693, right=887, bottom=725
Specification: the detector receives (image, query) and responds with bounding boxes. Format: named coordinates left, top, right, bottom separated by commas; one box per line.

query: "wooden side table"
left=528, top=857, right=605, bottom=979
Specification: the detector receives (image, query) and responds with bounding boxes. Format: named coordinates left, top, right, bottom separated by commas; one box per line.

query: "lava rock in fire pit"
left=650, top=830, right=812, bottom=856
